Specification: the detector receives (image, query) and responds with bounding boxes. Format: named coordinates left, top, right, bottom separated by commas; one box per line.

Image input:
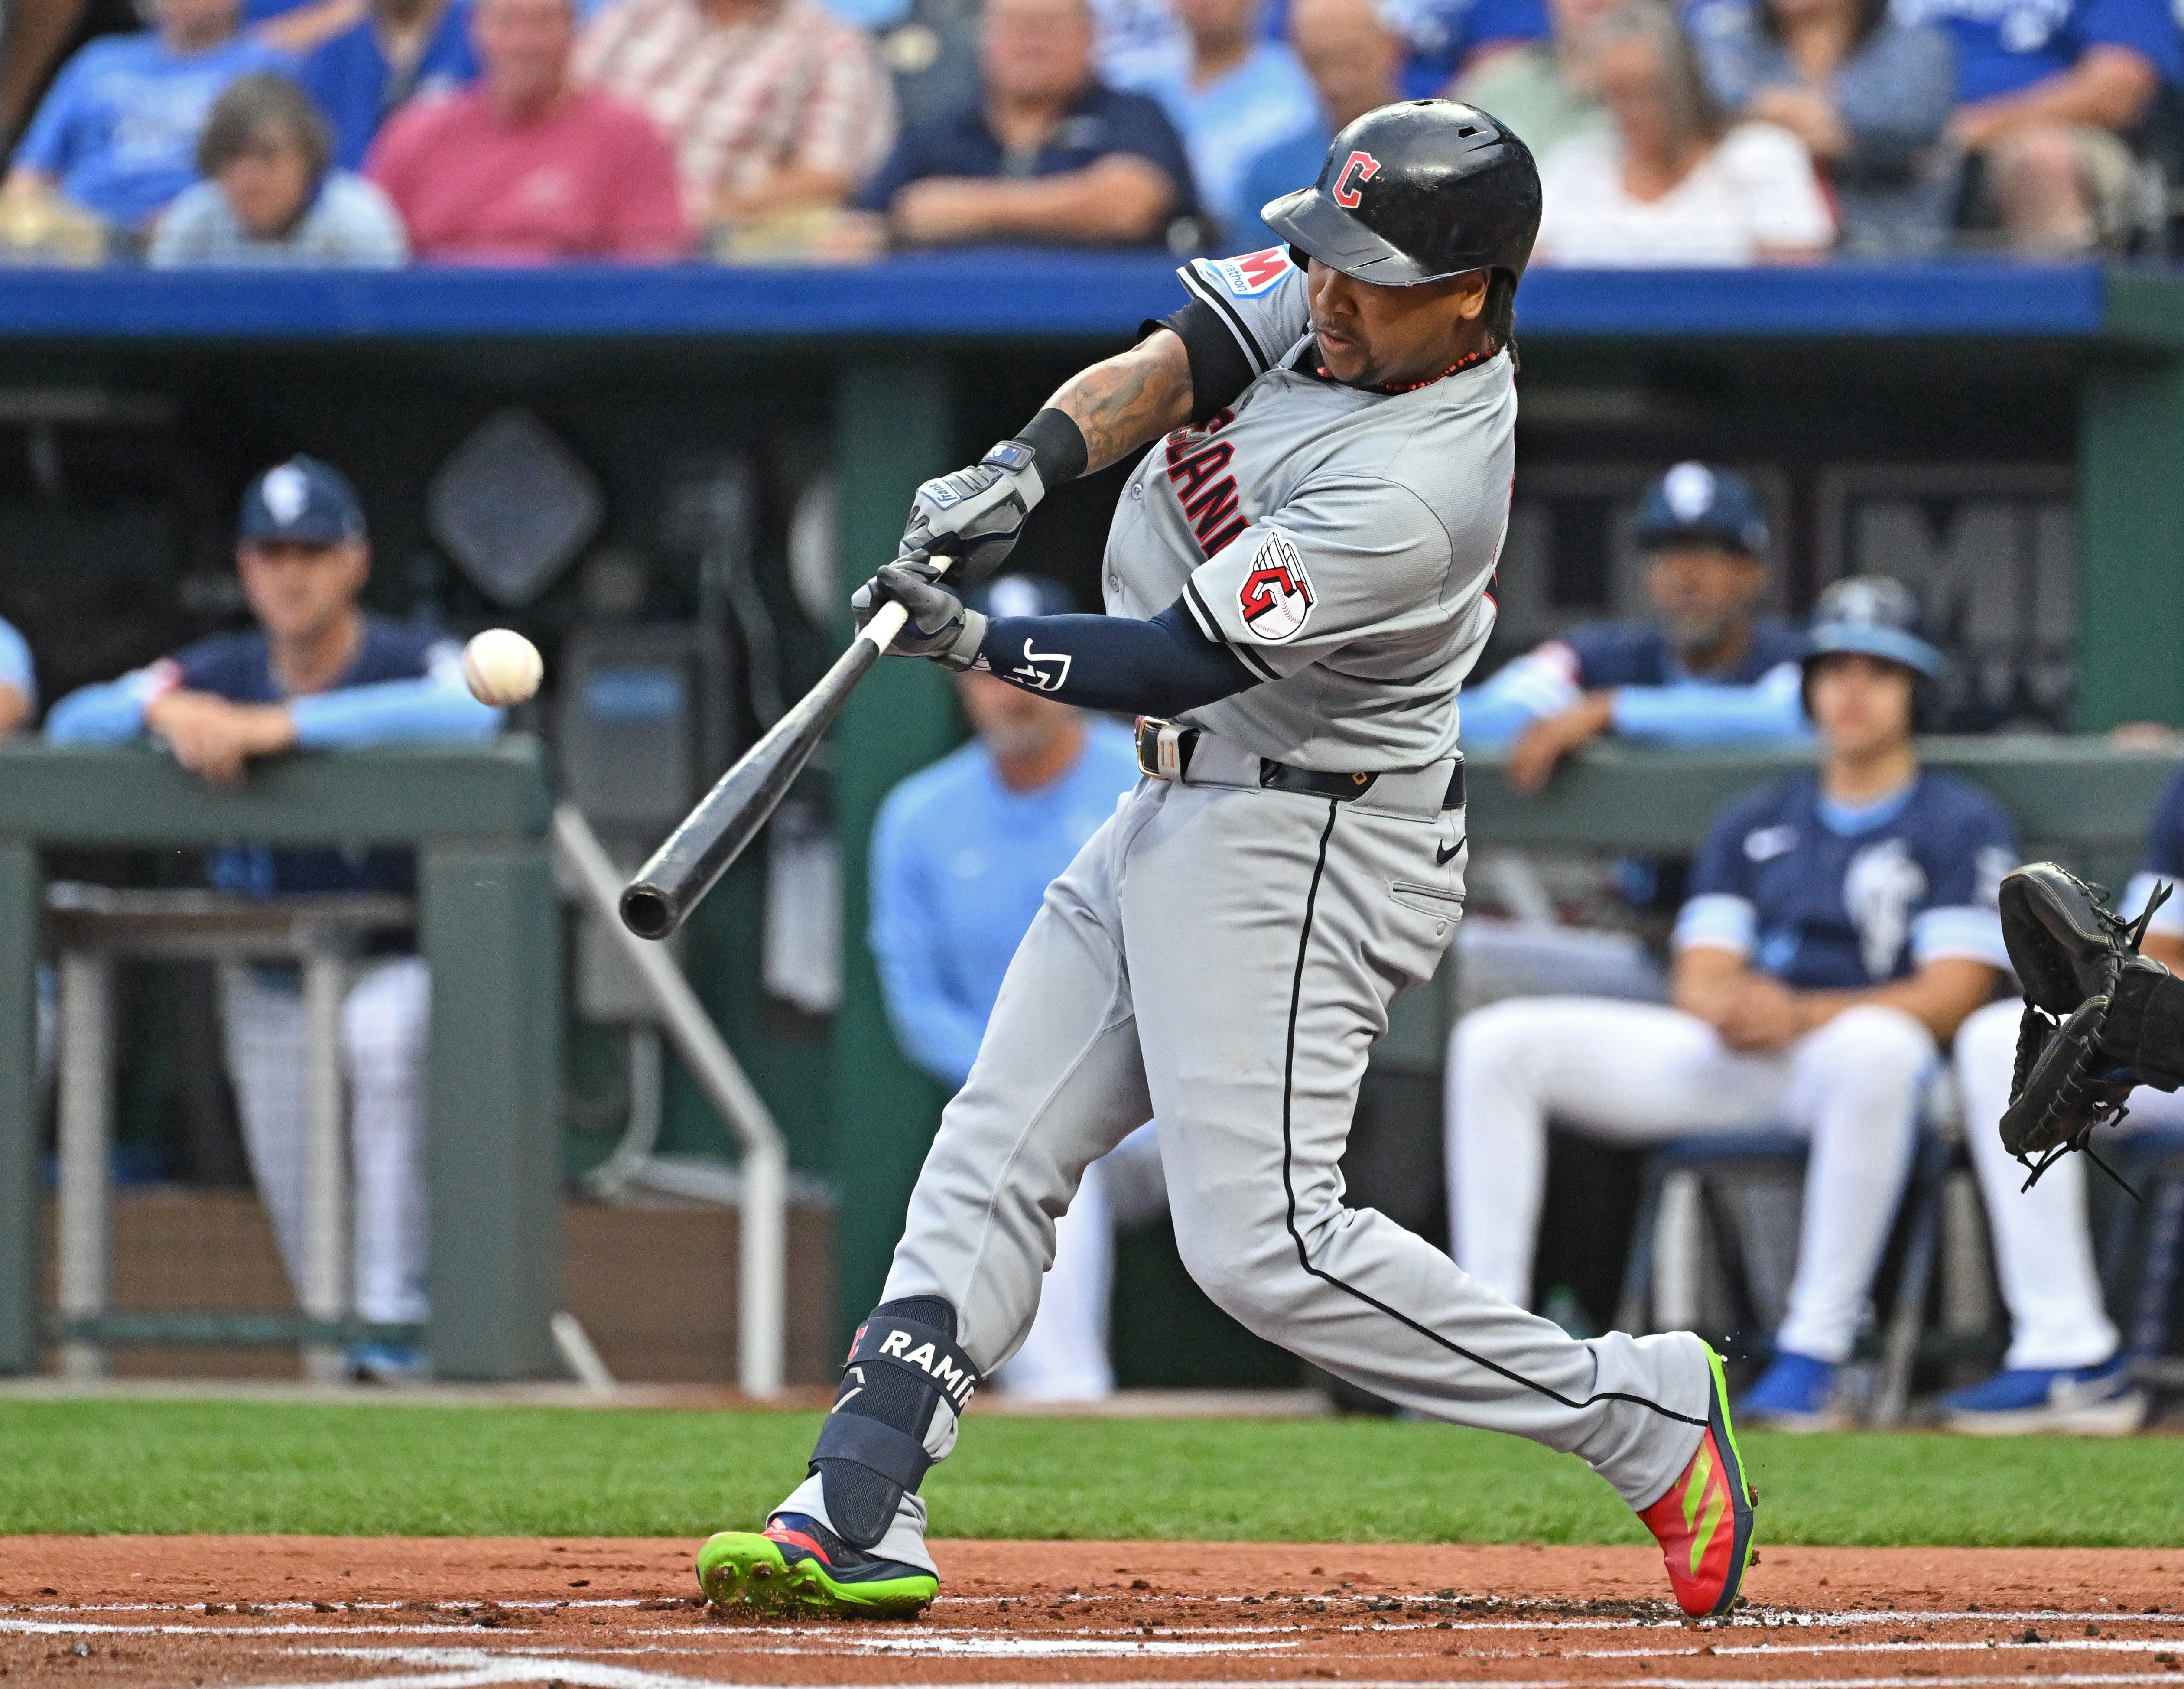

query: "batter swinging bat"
left=619, top=560, right=950, bottom=941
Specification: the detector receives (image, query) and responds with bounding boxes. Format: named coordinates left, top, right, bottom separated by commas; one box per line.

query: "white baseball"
left=462, top=628, right=543, bottom=707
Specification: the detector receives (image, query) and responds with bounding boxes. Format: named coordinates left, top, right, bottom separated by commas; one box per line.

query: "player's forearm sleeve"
left=287, top=667, right=501, bottom=749
left=43, top=674, right=159, bottom=742
left=975, top=601, right=1258, bottom=716
left=1609, top=664, right=1809, bottom=746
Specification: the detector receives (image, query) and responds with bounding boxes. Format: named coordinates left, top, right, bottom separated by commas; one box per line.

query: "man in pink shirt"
left=367, top=0, right=687, bottom=260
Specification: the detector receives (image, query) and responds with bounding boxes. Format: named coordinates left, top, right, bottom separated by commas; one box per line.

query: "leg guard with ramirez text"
left=812, top=1297, right=981, bottom=1547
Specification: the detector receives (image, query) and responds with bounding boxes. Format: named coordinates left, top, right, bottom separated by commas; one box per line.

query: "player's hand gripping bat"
left=619, top=556, right=957, bottom=941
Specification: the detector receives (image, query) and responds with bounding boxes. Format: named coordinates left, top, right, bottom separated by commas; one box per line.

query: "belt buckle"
left=1134, top=716, right=1193, bottom=781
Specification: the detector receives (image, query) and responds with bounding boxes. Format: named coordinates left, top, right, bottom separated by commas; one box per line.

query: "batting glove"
left=896, top=439, right=1048, bottom=589
left=852, top=559, right=988, bottom=668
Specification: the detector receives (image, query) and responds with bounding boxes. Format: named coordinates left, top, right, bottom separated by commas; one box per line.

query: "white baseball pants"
left=1951, top=997, right=2184, bottom=1370
left=219, top=957, right=431, bottom=1327
left=776, top=772, right=1711, bottom=1573
left=1447, top=996, right=1936, bottom=1364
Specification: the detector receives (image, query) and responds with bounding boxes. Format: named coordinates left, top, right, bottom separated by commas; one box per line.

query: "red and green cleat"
left=696, top=1514, right=938, bottom=1619
left=1638, top=1346, right=1758, bottom=1617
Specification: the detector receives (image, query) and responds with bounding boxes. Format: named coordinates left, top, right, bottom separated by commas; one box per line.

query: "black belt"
left=1135, top=718, right=1465, bottom=810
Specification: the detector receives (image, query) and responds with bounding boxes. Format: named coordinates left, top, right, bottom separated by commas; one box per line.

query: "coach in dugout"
left=869, top=574, right=1163, bottom=1400
left=46, top=457, right=501, bottom=1382
left=1459, top=461, right=1809, bottom=791
left=1448, top=578, right=2016, bottom=1428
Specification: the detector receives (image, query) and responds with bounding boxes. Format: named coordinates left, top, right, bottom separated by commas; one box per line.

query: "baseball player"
left=699, top=101, right=1758, bottom=1624
left=1449, top=578, right=2015, bottom=1429
left=1460, top=461, right=1808, bottom=791
left=1940, top=773, right=2184, bottom=1435
left=45, top=457, right=501, bottom=1379
left=870, top=573, right=1163, bottom=1401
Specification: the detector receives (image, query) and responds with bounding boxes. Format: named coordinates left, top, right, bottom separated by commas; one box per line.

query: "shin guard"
left=809, top=1297, right=981, bottom=1549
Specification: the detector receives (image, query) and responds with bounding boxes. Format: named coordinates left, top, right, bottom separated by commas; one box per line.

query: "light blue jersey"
left=1124, top=42, right=1318, bottom=238
left=869, top=718, right=1142, bottom=1089
left=0, top=616, right=34, bottom=708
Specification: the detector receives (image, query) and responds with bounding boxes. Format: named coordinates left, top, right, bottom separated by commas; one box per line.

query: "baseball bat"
left=619, top=563, right=946, bottom=941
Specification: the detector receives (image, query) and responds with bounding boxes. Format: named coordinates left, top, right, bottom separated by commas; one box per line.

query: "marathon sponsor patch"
left=1205, top=247, right=1292, bottom=297
left=1237, top=529, right=1314, bottom=641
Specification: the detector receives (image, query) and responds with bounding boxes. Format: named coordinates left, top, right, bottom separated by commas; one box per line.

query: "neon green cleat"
left=696, top=1515, right=937, bottom=1619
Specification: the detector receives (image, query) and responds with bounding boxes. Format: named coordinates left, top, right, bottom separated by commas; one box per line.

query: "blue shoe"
left=346, top=1342, right=429, bottom=1384
left=1736, top=1351, right=1845, bottom=1431
left=1939, top=1355, right=2146, bottom=1436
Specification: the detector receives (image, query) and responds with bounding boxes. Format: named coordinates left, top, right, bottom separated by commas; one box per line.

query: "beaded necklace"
left=1313, top=342, right=1498, bottom=394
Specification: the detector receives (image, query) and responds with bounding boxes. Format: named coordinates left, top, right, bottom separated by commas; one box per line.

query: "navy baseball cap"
left=1804, top=576, right=1947, bottom=680
left=970, top=574, right=1077, bottom=618
left=1634, top=462, right=1769, bottom=557
left=238, top=456, right=367, bottom=546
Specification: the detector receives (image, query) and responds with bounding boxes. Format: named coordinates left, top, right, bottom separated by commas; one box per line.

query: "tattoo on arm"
left=1047, top=329, right=1195, bottom=474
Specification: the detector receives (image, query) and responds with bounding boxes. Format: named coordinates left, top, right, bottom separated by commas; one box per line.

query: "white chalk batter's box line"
left=190, top=1647, right=2184, bottom=1689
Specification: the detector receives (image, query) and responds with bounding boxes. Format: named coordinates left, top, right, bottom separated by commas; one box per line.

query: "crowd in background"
left=0, top=0, right=2177, bottom=265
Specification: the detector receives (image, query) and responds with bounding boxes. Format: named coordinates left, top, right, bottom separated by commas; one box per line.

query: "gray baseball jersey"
left=1102, top=248, right=1513, bottom=771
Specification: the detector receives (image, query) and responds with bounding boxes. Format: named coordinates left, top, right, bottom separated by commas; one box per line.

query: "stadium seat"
left=1611, top=1127, right=1956, bottom=1427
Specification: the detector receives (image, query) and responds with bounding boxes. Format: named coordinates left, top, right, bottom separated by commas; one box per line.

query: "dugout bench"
left=0, top=739, right=560, bottom=1380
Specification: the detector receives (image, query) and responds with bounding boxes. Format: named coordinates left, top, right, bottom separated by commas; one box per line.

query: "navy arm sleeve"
left=976, top=599, right=1258, bottom=715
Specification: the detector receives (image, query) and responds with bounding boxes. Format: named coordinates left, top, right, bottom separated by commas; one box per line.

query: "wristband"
left=1001, top=408, right=1090, bottom=498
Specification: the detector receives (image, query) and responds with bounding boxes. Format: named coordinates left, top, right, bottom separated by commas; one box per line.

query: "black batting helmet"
left=1261, top=100, right=1541, bottom=288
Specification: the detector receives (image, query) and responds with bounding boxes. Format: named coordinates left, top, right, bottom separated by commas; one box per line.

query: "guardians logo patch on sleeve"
left=1237, top=529, right=1315, bottom=641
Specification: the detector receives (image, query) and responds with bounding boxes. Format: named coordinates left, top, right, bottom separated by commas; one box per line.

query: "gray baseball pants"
left=777, top=757, right=1710, bottom=1572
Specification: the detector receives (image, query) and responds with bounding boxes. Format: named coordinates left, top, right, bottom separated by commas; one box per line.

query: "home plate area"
left=3, top=1540, right=2180, bottom=1689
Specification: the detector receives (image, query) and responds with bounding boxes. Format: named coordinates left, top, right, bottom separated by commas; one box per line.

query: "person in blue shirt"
left=1228, top=0, right=1398, bottom=251
left=46, top=457, right=500, bottom=1382
left=1462, top=462, right=1809, bottom=795
left=859, top=0, right=1200, bottom=248
left=869, top=574, right=1161, bottom=1399
left=1898, top=0, right=2180, bottom=251
left=1449, top=578, right=2016, bottom=1428
left=0, top=614, right=35, bottom=735
left=1383, top=0, right=1547, bottom=98
left=299, top=0, right=478, bottom=169
left=1942, top=769, right=2184, bottom=1435
left=4, top=0, right=290, bottom=231
left=1118, top=0, right=1317, bottom=236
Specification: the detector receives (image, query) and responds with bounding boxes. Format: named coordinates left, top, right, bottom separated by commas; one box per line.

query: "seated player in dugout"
left=1940, top=764, right=2184, bottom=1437
left=45, top=457, right=502, bottom=1382
left=1448, top=577, right=2017, bottom=1429
left=698, top=101, right=1763, bottom=1626
left=1458, top=460, right=1810, bottom=793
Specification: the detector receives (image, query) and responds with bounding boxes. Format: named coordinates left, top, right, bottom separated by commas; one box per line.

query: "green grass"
left=3, top=1401, right=2181, bottom=1544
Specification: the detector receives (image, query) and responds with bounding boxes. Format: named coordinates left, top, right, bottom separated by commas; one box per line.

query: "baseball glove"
left=1997, top=862, right=2183, bottom=1186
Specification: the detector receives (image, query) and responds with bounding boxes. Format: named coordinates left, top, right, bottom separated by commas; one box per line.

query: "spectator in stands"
left=3, top=0, right=289, bottom=234
left=1448, top=577, right=2015, bottom=1428
left=870, top=576, right=1164, bottom=1401
left=1228, top=0, right=1397, bottom=252
left=1124, top=0, right=1316, bottom=237
left=1690, top=0, right=1956, bottom=253
left=1904, top=0, right=2181, bottom=253
left=45, top=457, right=501, bottom=1382
left=1384, top=0, right=1548, bottom=101
left=1530, top=0, right=1834, bottom=264
left=150, top=74, right=408, bottom=265
left=575, top=0, right=893, bottom=234
left=858, top=0, right=1198, bottom=247
left=1942, top=782, right=2184, bottom=1435
left=0, top=615, right=34, bottom=734
left=1452, top=0, right=1613, bottom=163
left=299, top=0, right=479, bottom=169
left=367, top=0, right=688, bottom=260
left=1461, top=463, right=1807, bottom=792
